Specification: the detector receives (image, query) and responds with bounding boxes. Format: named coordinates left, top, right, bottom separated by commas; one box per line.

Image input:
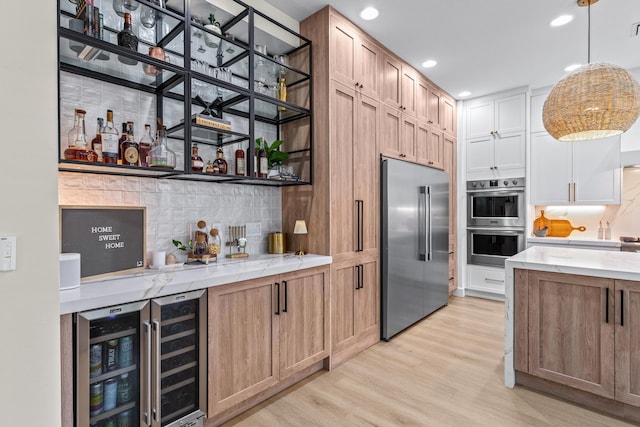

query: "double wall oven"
left=467, top=178, right=526, bottom=267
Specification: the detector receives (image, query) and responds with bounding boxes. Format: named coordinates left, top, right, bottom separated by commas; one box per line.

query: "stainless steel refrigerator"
left=381, top=158, right=449, bottom=340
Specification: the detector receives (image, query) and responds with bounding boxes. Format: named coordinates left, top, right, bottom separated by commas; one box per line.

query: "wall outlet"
left=246, top=222, right=262, bottom=237
left=0, top=236, right=17, bottom=271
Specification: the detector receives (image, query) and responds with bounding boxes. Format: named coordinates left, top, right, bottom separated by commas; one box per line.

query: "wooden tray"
left=533, top=211, right=586, bottom=237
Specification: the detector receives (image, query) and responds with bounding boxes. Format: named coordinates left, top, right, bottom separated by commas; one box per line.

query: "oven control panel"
left=467, top=177, right=525, bottom=190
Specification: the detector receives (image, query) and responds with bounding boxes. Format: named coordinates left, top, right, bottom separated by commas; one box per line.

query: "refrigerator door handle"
left=419, top=186, right=432, bottom=261
left=144, top=321, right=152, bottom=426
left=152, top=320, right=161, bottom=423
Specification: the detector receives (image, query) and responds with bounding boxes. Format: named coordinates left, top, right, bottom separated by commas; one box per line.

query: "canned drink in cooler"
left=89, top=382, right=103, bottom=416
left=118, top=336, right=133, bottom=368
left=105, top=339, right=119, bottom=372
left=90, top=343, right=103, bottom=378
left=117, top=409, right=132, bottom=427
left=102, top=418, right=116, bottom=427
left=103, top=378, right=118, bottom=412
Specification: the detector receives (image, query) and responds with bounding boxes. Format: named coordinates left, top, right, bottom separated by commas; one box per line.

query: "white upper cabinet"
left=530, top=132, right=621, bottom=205
left=465, top=93, right=526, bottom=139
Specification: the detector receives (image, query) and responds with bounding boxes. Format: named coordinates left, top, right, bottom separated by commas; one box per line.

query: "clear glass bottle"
left=212, top=147, right=228, bottom=174
left=138, top=124, right=154, bottom=167
left=65, top=109, right=99, bottom=162
left=191, top=143, right=204, bottom=173
left=117, top=12, right=138, bottom=65
left=101, top=110, right=120, bottom=164
left=149, top=126, right=176, bottom=169
left=91, top=117, right=104, bottom=162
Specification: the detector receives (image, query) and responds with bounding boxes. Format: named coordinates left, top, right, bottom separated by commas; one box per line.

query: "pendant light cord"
left=587, top=1, right=591, bottom=63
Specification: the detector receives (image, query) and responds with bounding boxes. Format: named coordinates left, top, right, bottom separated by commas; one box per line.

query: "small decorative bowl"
left=534, top=228, right=548, bottom=237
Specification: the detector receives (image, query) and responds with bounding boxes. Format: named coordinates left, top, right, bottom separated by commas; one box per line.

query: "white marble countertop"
left=503, top=246, right=640, bottom=388
left=59, top=254, right=332, bottom=315
left=527, top=236, right=621, bottom=248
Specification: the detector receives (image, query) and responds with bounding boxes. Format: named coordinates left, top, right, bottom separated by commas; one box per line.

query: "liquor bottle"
left=64, top=109, right=98, bottom=162
left=117, top=12, right=138, bottom=65
left=91, top=117, right=104, bottom=162
left=138, top=124, right=154, bottom=167
left=118, top=122, right=129, bottom=162
left=212, top=147, right=228, bottom=174
left=205, top=160, right=215, bottom=174
left=101, top=110, right=120, bottom=164
left=191, top=143, right=204, bottom=173
left=257, top=139, right=268, bottom=178
left=277, top=77, right=287, bottom=111
left=121, top=122, right=140, bottom=166
left=247, top=145, right=257, bottom=177
left=235, top=148, right=245, bottom=176
left=149, top=126, right=176, bottom=169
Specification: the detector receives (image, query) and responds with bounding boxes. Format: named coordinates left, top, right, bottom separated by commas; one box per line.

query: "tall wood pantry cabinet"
left=283, top=5, right=458, bottom=367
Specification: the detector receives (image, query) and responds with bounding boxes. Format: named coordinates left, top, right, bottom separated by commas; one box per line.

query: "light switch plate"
left=246, top=222, right=261, bottom=237
left=0, top=236, right=17, bottom=271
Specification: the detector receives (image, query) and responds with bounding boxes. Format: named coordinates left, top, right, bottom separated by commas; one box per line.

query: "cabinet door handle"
left=573, top=183, right=576, bottom=202
left=621, top=289, right=624, bottom=327
left=152, top=320, right=161, bottom=422
left=354, top=266, right=360, bottom=290
left=605, top=287, right=609, bottom=323
left=355, top=82, right=360, bottom=87
left=283, top=281, right=288, bottom=313
left=358, top=200, right=364, bottom=252
left=358, top=264, right=364, bottom=290
left=568, top=183, right=571, bottom=202
left=275, top=282, right=280, bottom=315
left=484, top=278, right=504, bottom=284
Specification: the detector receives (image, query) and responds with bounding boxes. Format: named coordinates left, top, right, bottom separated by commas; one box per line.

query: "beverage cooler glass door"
left=151, top=289, right=207, bottom=427
left=77, top=300, right=150, bottom=427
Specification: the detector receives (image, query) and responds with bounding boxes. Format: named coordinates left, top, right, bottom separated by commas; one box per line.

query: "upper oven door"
left=467, top=189, right=525, bottom=227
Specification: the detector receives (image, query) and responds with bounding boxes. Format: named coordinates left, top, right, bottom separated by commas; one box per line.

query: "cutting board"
left=547, top=219, right=587, bottom=237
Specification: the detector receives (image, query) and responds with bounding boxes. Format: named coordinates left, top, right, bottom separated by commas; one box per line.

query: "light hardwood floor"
left=223, top=296, right=635, bottom=426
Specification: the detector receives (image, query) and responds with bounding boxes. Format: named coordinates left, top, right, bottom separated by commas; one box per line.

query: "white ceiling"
left=263, top=0, right=640, bottom=100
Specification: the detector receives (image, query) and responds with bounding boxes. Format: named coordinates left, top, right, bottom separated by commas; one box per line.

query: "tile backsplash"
left=533, top=168, right=640, bottom=240
left=59, top=172, right=283, bottom=263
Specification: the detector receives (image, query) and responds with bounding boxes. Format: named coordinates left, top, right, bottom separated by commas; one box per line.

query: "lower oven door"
left=467, top=228, right=525, bottom=267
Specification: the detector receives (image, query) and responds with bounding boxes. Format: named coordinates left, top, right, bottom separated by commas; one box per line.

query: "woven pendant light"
left=542, top=0, right=640, bottom=142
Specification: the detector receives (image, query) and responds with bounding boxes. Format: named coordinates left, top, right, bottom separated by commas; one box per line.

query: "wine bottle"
left=235, top=148, right=245, bottom=176
left=117, top=12, right=138, bottom=65
left=101, top=110, right=120, bottom=164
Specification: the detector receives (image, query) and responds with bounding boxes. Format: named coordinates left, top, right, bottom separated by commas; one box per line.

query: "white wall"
left=0, top=0, right=61, bottom=424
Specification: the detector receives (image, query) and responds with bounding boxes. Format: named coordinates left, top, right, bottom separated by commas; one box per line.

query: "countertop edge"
left=60, top=254, right=332, bottom=315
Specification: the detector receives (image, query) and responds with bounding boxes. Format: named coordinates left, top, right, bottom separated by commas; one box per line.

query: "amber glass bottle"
left=235, top=148, right=245, bottom=176
left=212, top=147, right=228, bottom=174
left=65, top=109, right=99, bottom=162
left=191, top=143, right=204, bottom=172
left=121, top=122, right=140, bottom=166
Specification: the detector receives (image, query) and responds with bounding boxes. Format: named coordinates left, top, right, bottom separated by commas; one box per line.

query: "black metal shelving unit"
left=57, top=0, right=312, bottom=185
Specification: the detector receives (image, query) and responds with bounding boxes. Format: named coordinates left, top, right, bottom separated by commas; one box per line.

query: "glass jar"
left=208, top=229, right=222, bottom=255
left=149, top=126, right=176, bottom=169
left=193, top=235, right=207, bottom=256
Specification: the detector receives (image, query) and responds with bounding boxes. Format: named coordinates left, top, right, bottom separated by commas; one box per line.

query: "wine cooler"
left=75, top=290, right=207, bottom=427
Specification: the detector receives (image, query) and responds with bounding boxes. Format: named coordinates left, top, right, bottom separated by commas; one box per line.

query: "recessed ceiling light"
left=360, top=7, right=379, bottom=21
left=564, top=63, right=582, bottom=72
left=550, top=14, right=573, bottom=27
left=458, top=91, right=471, bottom=98
left=422, top=59, right=437, bottom=68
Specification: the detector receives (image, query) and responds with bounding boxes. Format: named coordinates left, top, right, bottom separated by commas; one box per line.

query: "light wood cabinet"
left=443, top=134, right=457, bottom=293
left=331, top=81, right=380, bottom=259
left=614, top=280, right=640, bottom=406
left=330, top=14, right=380, bottom=99
left=417, top=79, right=440, bottom=128
left=516, top=270, right=640, bottom=408
left=530, top=132, right=621, bottom=205
left=381, top=104, right=417, bottom=161
left=416, top=122, right=443, bottom=170
left=442, top=96, right=456, bottom=137
left=208, top=267, right=329, bottom=416
left=382, top=52, right=417, bottom=116
left=330, top=257, right=379, bottom=367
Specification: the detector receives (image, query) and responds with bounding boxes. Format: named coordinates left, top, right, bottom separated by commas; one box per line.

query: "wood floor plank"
left=223, top=297, right=635, bottom=426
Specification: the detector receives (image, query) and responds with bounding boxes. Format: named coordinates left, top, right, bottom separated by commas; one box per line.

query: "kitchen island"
left=504, top=246, right=640, bottom=422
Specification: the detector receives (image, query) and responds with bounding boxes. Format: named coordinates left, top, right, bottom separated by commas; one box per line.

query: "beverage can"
left=118, top=336, right=133, bottom=368
left=89, top=382, right=103, bottom=416
left=117, top=409, right=132, bottom=427
left=103, top=418, right=116, bottom=427
left=103, top=378, right=118, bottom=412
left=90, top=343, right=103, bottom=378
left=105, top=339, right=119, bottom=372
left=117, top=373, right=133, bottom=405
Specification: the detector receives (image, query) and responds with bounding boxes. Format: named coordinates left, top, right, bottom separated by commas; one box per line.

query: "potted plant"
left=166, top=238, right=192, bottom=264
left=255, top=138, right=289, bottom=177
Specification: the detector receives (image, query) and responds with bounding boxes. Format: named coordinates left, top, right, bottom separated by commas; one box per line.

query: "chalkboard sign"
left=60, top=206, right=146, bottom=279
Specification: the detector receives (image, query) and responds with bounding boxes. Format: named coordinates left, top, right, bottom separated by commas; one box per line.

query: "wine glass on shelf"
left=113, top=0, right=126, bottom=17
left=124, top=0, right=139, bottom=11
